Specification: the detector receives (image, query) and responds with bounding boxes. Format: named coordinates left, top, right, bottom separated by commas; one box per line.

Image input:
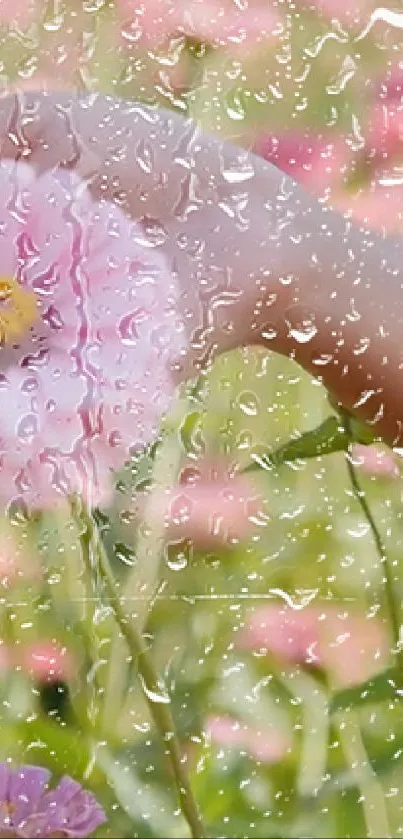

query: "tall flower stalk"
left=72, top=497, right=206, bottom=839
left=342, top=411, right=403, bottom=678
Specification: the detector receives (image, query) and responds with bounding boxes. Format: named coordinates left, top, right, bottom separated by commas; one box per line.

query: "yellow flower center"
left=0, top=277, right=38, bottom=344
left=0, top=799, right=15, bottom=817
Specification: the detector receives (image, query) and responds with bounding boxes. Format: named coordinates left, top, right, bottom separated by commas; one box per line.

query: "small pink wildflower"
left=238, top=603, right=389, bottom=687
left=16, top=641, right=75, bottom=684
left=351, top=444, right=399, bottom=478
left=147, top=465, right=264, bottom=548
left=206, top=714, right=289, bottom=763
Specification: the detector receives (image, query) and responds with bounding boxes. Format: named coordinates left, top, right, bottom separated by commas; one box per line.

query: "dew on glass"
left=0, top=1, right=401, bottom=838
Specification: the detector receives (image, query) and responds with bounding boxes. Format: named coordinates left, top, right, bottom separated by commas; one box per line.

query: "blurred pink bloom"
left=0, top=0, right=36, bottom=27
left=9, top=76, right=72, bottom=95
left=254, top=132, right=352, bottom=196
left=335, top=180, right=403, bottom=235
left=0, top=161, right=184, bottom=508
left=295, top=0, right=375, bottom=28
left=238, top=603, right=389, bottom=687
left=206, top=714, right=290, bottom=763
left=0, top=531, right=40, bottom=588
left=118, top=0, right=281, bottom=50
left=366, top=69, right=403, bottom=162
left=351, top=444, right=399, bottom=478
left=17, top=641, right=75, bottom=684
left=146, top=465, right=265, bottom=548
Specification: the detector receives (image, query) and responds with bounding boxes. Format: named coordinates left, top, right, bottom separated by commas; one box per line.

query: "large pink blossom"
left=118, top=0, right=281, bottom=50
left=0, top=161, right=184, bottom=508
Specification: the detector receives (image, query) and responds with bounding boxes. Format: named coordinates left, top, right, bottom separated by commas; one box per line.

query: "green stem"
left=342, top=413, right=403, bottom=676
left=338, top=709, right=391, bottom=838
left=72, top=498, right=206, bottom=839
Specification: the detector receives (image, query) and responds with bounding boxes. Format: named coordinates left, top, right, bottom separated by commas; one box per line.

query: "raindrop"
left=288, top=321, right=318, bottom=344
left=21, top=377, right=38, bottom=395
left=221, top=159, right=255, bottom=184
left=83, top=0, right=105, bottom=11
left=139, top=674, right=171, bottom=705
left=165, top=539, right=190, bottom=572
left=237, top=391, right=260, bottom=417
left=6, top=498, right=30, bottom=526
left=261, top=324, right=278, bottom=341
left=225, top=89, right=246, bottom=122
left=17, top=413, right=38, bottom=441
left=346, top=522, right=370, bottom=538
left=135, top=140, right=154, bottom=175
left=113, top=542, right=136, bottom=567
left=94, top=605, right=113, bottom=624
left=326, top=56, right=357, bottom=95
left=118, top=309, right=147, bottom=346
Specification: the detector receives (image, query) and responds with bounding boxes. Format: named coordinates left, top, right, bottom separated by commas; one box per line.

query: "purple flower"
left=0, top=764, right=106, bottom=838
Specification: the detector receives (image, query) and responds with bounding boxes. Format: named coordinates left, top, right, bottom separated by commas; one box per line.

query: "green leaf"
left=245, top=412, right=377, bottom=474
left=179, top=410, right=205, bottom=456
left=318, top=728, right=403, bottom=796
left=245, top=415, right=347, bottom=472
left=348, top=416, right=377, bottom=445
left=16, top=719, right=105, bottom=787
left=330, top=667, right=402, bottom=714
left=327, top=396, right=377, bottom=446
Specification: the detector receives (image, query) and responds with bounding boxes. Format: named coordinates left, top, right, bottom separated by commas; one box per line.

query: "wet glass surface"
left=0, top=2, right=402, bottom=838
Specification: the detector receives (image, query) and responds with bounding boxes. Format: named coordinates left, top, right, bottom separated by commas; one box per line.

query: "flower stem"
left=342, top=413, right=403, bottom=676
left=337, top=709, right=391, bottom=838
left=72, top=498, right=206, bottom=839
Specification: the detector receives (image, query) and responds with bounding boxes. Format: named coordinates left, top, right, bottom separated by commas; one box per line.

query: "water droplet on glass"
left=237, top=391, right=260, bottom=417
left=288, top=321, right=318, bottom=344
left=113, top=542, right=136, bottom=567
left=165, top=539, right=190, bottom=572
left=139, top=674, right=170, bottom=704
left=221, top=160, right=255, bottom=183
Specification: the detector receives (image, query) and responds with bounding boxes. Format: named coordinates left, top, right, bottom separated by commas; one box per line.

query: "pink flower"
left=0, top=531, right=40, bottom=588
left=254, top=132, right=352, bottom=197
left=0, top=161, right=184, bottom=508
left=0, top=0, right=36, bottom=27
left=238, top=604, right=389, bottom=687
left=0, top=764, right=106, bottom=838
left=118, top=0, right=281, bottom=51
left=16, top=641, right=75, bottom=684
left=294, top=0, right=375, bottom=28
left=206, top=714, right=289, bottom=764
left=366, top=69, right=403, bottom=163
left=335, top=179, right=403, bottom=235
left=145, top=464, right=265, bottom=548
left=351, top=444, right=399, bottom=478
